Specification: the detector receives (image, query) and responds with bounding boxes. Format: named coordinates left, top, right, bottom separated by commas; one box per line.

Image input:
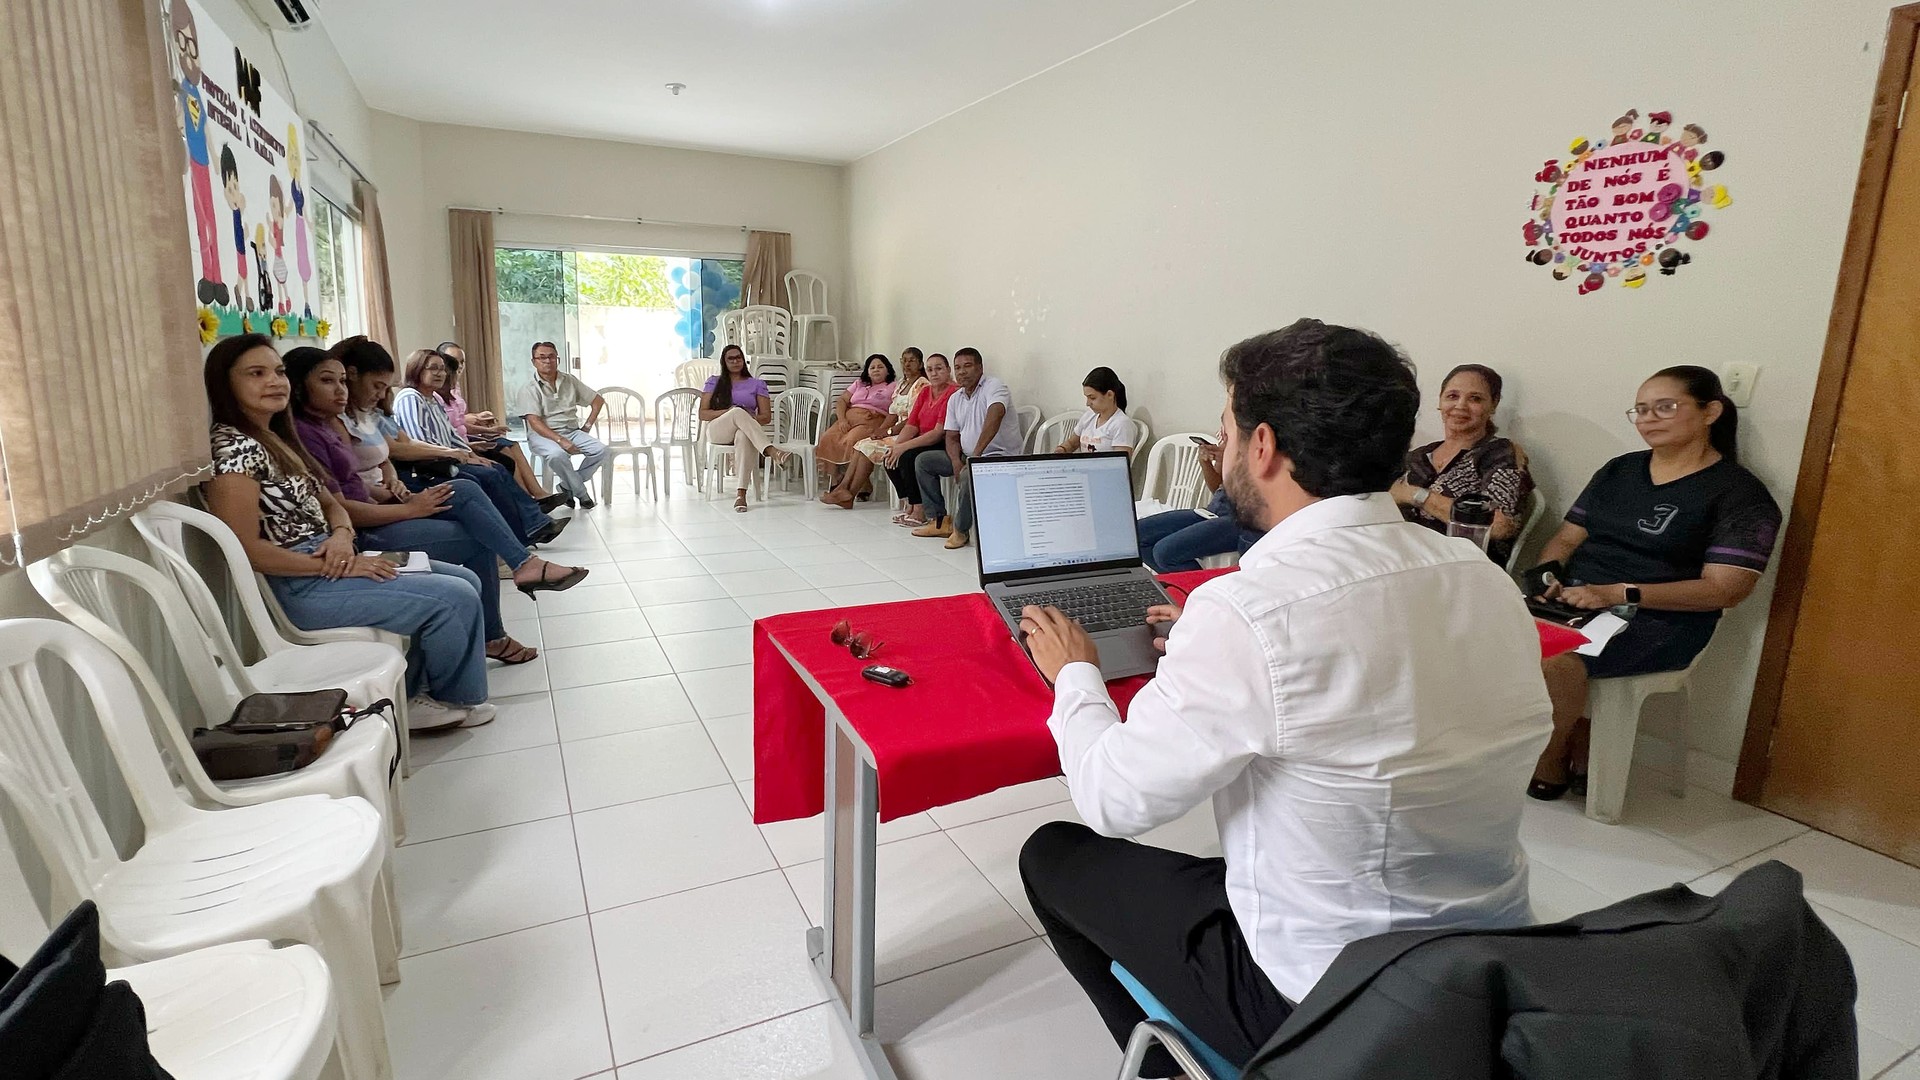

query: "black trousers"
left=1020, top=821, right=1293, bottom=1078
left=884, top=444, right=942, bottom=506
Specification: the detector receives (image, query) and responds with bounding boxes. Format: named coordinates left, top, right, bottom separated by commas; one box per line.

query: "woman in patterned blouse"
left=1390, top=364, right=1534, bottom=566
left=204, top=334, right=497, bottom=732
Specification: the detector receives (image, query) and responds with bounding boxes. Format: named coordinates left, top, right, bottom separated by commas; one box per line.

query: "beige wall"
left=371, top=113, right=851, bottom=359
left=848, top=0, right=1904, bottom=789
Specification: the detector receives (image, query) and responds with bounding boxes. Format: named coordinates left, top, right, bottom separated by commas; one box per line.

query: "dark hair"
left=1649, top=365, right=1738, bottom=461
left=954, top=347, right=982, bottom=365
left=204, top=334, right=325, bottom=480
left=859, top=353, right=896, bottom=386
left=283, top=346, right=339, bottom=417
left=531, top=341, right=558, bottom=357
left=1700, top=151, right=1725, bottom=170
left=708, top=344, right=751, bottom=412
left=1441, top=363, right=1504, bottom=436
left=1217, top=319, right=1419, bottom=498
left=328, top=335, right=396, bottom=375
left=219, top=143, right=238, bottom=183
left=1081, top=366, right=1128, bottom=411
left=1683, top=123, right=1708, bottom=142
left=436, top=340, right=463, bottom=356
left=900, top=347, right=923, bottom=365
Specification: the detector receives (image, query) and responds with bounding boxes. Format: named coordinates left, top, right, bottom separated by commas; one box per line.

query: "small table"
left=752, top=578, right=1587, bottom=1079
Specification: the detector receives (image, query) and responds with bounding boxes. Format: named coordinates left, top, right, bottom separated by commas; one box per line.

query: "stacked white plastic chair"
left=737, top=305, right=792, bottom=358
left=1016, top=404, right=1044, bottom=451
left=784, top=269, right=839, bottom=362
left=0, top=618, right=397, bottom=1080
left=674, top=357, right=719, bottom=390
left=590, top=385, right=660, bottom=501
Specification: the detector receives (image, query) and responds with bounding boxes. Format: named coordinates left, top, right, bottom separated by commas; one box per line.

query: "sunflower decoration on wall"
left=1523, top=108, right=1729, bottom=294
left=270, top=316, right=290, bottom=339
left=315, top=319, right=331, bottom=341
left=197, top=307, right=220, bottom=344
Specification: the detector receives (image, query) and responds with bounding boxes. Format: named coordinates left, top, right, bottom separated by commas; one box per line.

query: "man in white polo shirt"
left=513, top=341, right=609, bottom=509
left=911, top=347, right=1025, bottom=550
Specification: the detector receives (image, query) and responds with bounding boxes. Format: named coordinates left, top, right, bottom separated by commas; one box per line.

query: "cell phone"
left=1188, top=435, right=1216, bottom=446
left=860, top=664, right=913, bottom=688
left=375, top=551, right=410, bottom=567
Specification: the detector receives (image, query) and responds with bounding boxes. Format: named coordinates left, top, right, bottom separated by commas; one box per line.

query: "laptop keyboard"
left=1001, top=580, right=1167, bottom=634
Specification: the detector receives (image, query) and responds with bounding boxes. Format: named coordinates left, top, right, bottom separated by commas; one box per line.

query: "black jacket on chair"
left=0, top=902, right=174, bottom=1080
left=1246, top=861, right=1857, bottom=1080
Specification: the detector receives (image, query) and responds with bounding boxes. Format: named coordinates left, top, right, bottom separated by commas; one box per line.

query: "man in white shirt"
left=513, top=341, right=609, bottom=509
left=911, top=347, right=1025, bottom=550
left=1016, top=319, right=1552, bottom=1076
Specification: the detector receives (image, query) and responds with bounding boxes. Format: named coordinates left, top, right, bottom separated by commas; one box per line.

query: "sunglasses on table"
left=829, top=619, right=883, bottom=659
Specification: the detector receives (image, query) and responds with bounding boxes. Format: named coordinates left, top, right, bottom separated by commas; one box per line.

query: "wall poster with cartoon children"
left=1523, top=108, right=1731, bottom=295
left=166, top=0, right=323, bottom=344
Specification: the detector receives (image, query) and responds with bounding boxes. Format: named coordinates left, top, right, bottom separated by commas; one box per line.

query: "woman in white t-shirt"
left=1052, top=366, right=1135, bottom=454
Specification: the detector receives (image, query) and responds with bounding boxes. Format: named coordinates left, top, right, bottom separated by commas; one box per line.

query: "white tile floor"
left=383, top=477, right=1920, bottom=1080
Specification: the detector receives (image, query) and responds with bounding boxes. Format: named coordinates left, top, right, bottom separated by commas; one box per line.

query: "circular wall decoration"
left=1522, top=109, right=1730, bottom=295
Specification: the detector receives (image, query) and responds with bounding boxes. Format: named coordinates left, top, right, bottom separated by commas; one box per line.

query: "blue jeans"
left=405, top=459, right=550, bottom=544
left=527, top=427, right=610, bottom=497
left=362, top=477, right=529, bottom=642
left=1137, top=510, right=1254, bottom=573
left=917, top=453, right=978, bottom=532
left=269, top=542, right=490, bottom=706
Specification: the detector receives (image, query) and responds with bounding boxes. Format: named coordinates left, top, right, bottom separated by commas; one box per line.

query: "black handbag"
left=190, top=690, right=393, bottom=781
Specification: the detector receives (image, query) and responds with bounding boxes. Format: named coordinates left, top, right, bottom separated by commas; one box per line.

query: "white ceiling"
left=318, top=0, right=1193, bottom=163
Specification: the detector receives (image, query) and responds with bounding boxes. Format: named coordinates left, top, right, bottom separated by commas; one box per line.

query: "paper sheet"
left=1574, top=612, right=1629, bottom=656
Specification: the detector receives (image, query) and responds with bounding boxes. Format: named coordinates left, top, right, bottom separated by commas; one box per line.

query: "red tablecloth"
left=752, top=571, right=1589, bottom=825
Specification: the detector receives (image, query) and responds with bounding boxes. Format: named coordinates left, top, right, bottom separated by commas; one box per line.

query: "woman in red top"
left=874, top=353, right=958, bottom=526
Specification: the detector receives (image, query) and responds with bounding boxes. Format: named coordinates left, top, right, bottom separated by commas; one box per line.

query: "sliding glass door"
left=494, top=246, right=743, bottom=419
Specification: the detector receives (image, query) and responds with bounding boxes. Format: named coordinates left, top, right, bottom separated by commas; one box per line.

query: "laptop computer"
left=970, top=452, right=1172, bottom=680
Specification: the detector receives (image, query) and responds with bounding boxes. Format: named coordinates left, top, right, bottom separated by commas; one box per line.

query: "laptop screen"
left=971, top=453, right=1140, bottom=580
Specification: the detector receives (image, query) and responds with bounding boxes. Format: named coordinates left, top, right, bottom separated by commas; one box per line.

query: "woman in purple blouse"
left=285, top=347, right=587, bottom=666
left=699, top=344, right=790, bottom=513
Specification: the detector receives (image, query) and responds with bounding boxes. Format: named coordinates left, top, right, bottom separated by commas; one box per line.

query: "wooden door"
left=1741, top=25, right=1920, bottom=865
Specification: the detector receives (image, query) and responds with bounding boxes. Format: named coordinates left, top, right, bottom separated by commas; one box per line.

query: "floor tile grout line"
left=1872, top=1047, right=1916, bottom=1080
left=608, top=1000, right=830, bottom=1071
left=551, top=669, right=624, bottom=1078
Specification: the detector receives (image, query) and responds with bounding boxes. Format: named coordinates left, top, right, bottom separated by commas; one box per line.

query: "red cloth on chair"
left=751, top=568, right=1587, bottom=825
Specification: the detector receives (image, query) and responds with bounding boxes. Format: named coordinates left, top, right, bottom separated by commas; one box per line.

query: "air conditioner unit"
left=243, top=0, right=317, bottom=31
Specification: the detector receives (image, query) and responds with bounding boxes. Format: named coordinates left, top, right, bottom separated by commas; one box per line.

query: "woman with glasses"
left=1390, top=364, right=1534, bottom=566
left=390, top=346, right=565, bottom=545
left=699, top=345, right=790, bottom=513
left=436, top=344, right=558, bottom=507
left=1523, top=365, right=1781, bottom=801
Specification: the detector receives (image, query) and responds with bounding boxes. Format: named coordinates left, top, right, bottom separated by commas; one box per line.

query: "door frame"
left=1734, top=3, right=1920, bottom=800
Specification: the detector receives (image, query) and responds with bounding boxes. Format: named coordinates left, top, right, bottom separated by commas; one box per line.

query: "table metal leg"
left=807, top=713, right=898, bottom=1080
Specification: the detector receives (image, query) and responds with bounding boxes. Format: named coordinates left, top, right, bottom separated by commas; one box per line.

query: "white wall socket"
left=1722, top=363, right=1760, bottom=408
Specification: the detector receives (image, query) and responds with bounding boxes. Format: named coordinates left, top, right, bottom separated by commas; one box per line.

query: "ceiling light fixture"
left=665, top=82, right=687, bottom=96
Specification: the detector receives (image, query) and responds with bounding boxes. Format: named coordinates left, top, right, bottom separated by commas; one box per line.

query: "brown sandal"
left=486, top=637, right=539, bottom=665
left=515, top=559, right=589, bottom=596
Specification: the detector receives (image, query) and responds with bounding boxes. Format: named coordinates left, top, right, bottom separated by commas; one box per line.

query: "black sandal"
left=1526, top=776, right=1570, bottom=802
left=516, top=561, right=589, bottom=595
left=486, top=637, right=539, bottom=665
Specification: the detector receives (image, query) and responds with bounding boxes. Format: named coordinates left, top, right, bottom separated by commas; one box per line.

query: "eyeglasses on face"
left=1626, top=399, right=1689, bottom=422
left=829, top=619, right=883, bottom=659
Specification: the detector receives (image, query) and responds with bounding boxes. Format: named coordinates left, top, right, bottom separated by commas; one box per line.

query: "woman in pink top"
left=815, top=354, right=896, bottom=493
left=825, top=353, right=957, bottom=517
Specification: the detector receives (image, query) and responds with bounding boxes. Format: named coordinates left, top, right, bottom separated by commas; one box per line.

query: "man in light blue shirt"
left=513, top=341, right=609, bottom=509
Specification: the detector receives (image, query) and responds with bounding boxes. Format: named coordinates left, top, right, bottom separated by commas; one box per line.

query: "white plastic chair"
left=28, top=541, right=405, bottom=847
left=1126, top=417, right=1152, bottom=464
left=1582, top=655, right=1702, bottom=825
left=737, top=305, right=792, bottom=357
left=653, top=387, right=705, bottom=490
left=0, top=618, right=397, bottom=1080
left=1507, top=487, right=1550, bottom=574
left=591, top=385, right=660, bottom=502
left=710, top=311, right=743, bottom=353
left=784, top=269, right=839, bottom=362
left=1142, top=433, right=1213, bottom=511
left=134, top=501, right=415, bottom=771
left=1016, top=404, right=1043, bottom=451
left=675, top=357, right=719, bottom=389
left=762, top=387, right=826, bottom=498
left=119, top=941, right=338, bottom=1080
left=1032, top=411, right=1081, bottom=455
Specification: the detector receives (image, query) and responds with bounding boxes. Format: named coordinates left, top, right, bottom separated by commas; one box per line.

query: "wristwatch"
left=1411, top=487, right=1432, bottom=508
left=1623, top=584, right=1641, bottom=606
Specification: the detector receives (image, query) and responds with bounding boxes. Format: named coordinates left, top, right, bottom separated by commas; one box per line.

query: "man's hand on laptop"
left=1019, top=606, right=1099, bottom=683
left=1145, top=603, right=1182, bottom=653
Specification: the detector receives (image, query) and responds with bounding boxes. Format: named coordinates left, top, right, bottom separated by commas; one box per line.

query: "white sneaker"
left=460, top=703, right=497, bottom=728
left=407, top=696, right=470, bottom=733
